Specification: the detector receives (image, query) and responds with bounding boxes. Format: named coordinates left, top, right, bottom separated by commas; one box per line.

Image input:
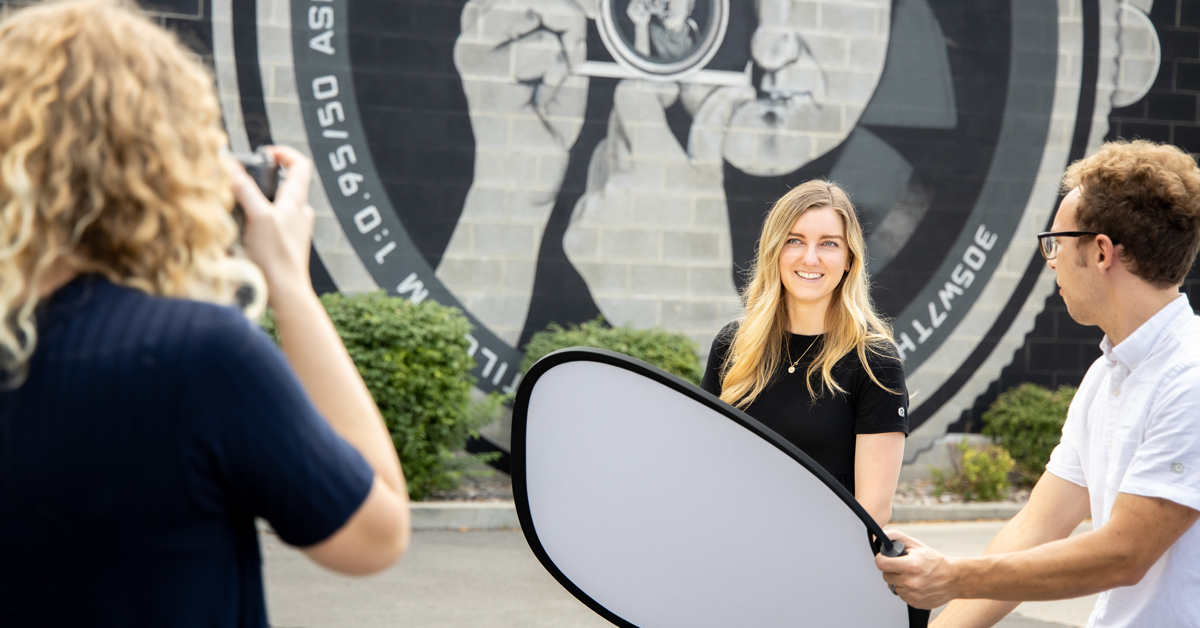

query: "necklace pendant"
left=788, top=366, right=795, bottom=374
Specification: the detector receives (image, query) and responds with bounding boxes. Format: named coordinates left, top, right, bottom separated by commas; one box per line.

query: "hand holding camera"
left=227, top=145, right=316, bottom=301
left=234, top=148, right=280, bottom=202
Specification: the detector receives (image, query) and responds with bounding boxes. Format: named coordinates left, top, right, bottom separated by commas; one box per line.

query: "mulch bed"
left=893, top=479, right=1030, bottom=505
left=424, top=472, right=1030, bottom=506
left=426, top=470, right=514, bottom=502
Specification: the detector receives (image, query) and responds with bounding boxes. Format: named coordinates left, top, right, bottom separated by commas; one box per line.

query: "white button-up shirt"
left=1047, top=294, right=1200, bottom=628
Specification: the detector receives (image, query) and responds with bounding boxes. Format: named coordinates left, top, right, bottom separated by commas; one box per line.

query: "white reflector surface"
left=522, top=360, right=907, bottom=628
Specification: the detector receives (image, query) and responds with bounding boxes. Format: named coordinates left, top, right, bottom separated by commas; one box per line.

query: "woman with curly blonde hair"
left=0, top=2, right=409, bottom=624
left=700, top=180, right=908, bottom=528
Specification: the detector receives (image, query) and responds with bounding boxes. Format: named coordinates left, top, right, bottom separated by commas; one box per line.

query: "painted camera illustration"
left=589, top=0, right=730, bottom=80
left=215, top=0, right=1163, bottom=466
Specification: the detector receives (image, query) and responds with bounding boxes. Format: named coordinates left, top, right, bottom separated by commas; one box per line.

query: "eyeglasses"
left=1036, top=231, right=1107, bottom=260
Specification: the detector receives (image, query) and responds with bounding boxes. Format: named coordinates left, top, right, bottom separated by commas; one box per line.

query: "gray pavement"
left=263, top=520, right=1096, bottom=628
left=264, top=528, right=607, bottom=628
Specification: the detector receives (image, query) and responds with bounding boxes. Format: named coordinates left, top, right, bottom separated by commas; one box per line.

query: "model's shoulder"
left=839, top=338, right=902, bottom=371
left=710, top=320, right=740, bottom=350
left=866, top=338, right=902, bottom=366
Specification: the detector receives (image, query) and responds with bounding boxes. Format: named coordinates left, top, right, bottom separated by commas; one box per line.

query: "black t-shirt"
left=0, top=276, right=375, bottom=627
left=700, top=322, right=909, bottom=494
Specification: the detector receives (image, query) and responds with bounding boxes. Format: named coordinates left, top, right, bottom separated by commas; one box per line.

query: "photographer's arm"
left=230, top=146, right=410, bottom=575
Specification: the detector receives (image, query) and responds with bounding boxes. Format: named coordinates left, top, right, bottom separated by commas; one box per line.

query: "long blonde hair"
left=719, top=180, right=896, bottom=409
left=0, top=0, right=265, bottom=382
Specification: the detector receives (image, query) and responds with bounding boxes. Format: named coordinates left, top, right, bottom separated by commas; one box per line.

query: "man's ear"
left=1094, top=235, right=1118, bottom=270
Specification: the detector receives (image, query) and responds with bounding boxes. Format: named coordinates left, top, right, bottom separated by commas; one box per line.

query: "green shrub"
left=262, top=291, right=501, bottom=501
left=982, top=382, right=1076, bottom=485
left=931, top=439, right=1016, bottom=502
left=520, top=317, right=703, bottom=385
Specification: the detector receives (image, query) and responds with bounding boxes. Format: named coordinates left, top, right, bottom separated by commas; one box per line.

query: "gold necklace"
left=785, top=336, right=818, bottom=374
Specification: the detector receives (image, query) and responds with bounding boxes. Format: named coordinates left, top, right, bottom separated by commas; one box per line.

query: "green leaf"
left=262, top=291, right=498, bottom=501
left=931, top=438, right=1016, bottom=502
left=981, top=383, right=1076, bottom=486
left=520, top=316, right=703, bottom=385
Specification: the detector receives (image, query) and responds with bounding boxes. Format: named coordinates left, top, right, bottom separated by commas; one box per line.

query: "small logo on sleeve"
left=898, top=407, right=906, bottom=417
left=1171, top=463, right=1185, bottom=474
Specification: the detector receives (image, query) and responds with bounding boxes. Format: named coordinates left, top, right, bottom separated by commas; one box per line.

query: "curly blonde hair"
left=0, top=0, right=265, bottom=382
left=719, top=180, right=897, bottom=408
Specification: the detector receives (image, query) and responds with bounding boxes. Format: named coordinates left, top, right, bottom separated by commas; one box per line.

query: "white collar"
left=1100, top=294, right=1192, bottom=370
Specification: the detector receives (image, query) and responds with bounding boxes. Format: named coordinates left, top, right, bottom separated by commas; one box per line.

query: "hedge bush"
left=520, top=317, right=703, bottom=385
left=263, top=291, right=501, bottom=501
left=931, top=439, right=1015, bottom=502
left=982, top=383, right=1076, bottom=486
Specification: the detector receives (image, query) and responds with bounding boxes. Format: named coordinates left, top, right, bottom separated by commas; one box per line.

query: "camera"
left=234, top=147, right=280, bottom=201
left=231, top=147, right=281, bottom=236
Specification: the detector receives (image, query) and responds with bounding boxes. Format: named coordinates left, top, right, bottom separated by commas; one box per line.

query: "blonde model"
left=701, top=179, right=907, bottom=529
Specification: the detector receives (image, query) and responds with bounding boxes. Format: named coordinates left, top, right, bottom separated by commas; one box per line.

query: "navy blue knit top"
left=0, top=275, right=374, bottom=627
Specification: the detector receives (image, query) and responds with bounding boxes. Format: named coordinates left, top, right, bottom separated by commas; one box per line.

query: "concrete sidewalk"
left=409, top=500, right=1027, bottom=530
left=263, top=520, right=1096, bottom=628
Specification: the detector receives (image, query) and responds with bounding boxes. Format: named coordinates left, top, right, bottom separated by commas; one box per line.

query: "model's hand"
left=228, top=145, right=316, bottom=298
left=876, top=530, right=959, bottom=609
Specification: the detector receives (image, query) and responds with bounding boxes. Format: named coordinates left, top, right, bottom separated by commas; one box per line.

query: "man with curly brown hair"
left=876, top=140, right=1200, bottom=628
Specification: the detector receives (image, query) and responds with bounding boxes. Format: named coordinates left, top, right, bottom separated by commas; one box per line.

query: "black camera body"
left=231, top=148, right=280, bottom=237
left=235, top=148, right=280, bottom=201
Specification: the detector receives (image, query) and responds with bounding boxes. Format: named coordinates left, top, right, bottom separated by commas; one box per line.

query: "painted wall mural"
left=33, top=0, right=1200, bottom=469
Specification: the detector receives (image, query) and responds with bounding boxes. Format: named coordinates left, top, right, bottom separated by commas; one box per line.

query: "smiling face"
left=777, top=206, right=851, bottom=323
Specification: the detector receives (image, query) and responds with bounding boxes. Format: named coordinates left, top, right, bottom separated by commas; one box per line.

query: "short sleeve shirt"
left=701, top=322, right=909, bottom=493
left=0, top=276, right=375, bottom=627
left=1046, top=294, right=1200, bottom=628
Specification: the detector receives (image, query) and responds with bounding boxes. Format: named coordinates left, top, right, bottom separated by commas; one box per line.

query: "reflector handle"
left=879, top=539, right=907, bottom=558
left=870, top=530, right=908, bottom=557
